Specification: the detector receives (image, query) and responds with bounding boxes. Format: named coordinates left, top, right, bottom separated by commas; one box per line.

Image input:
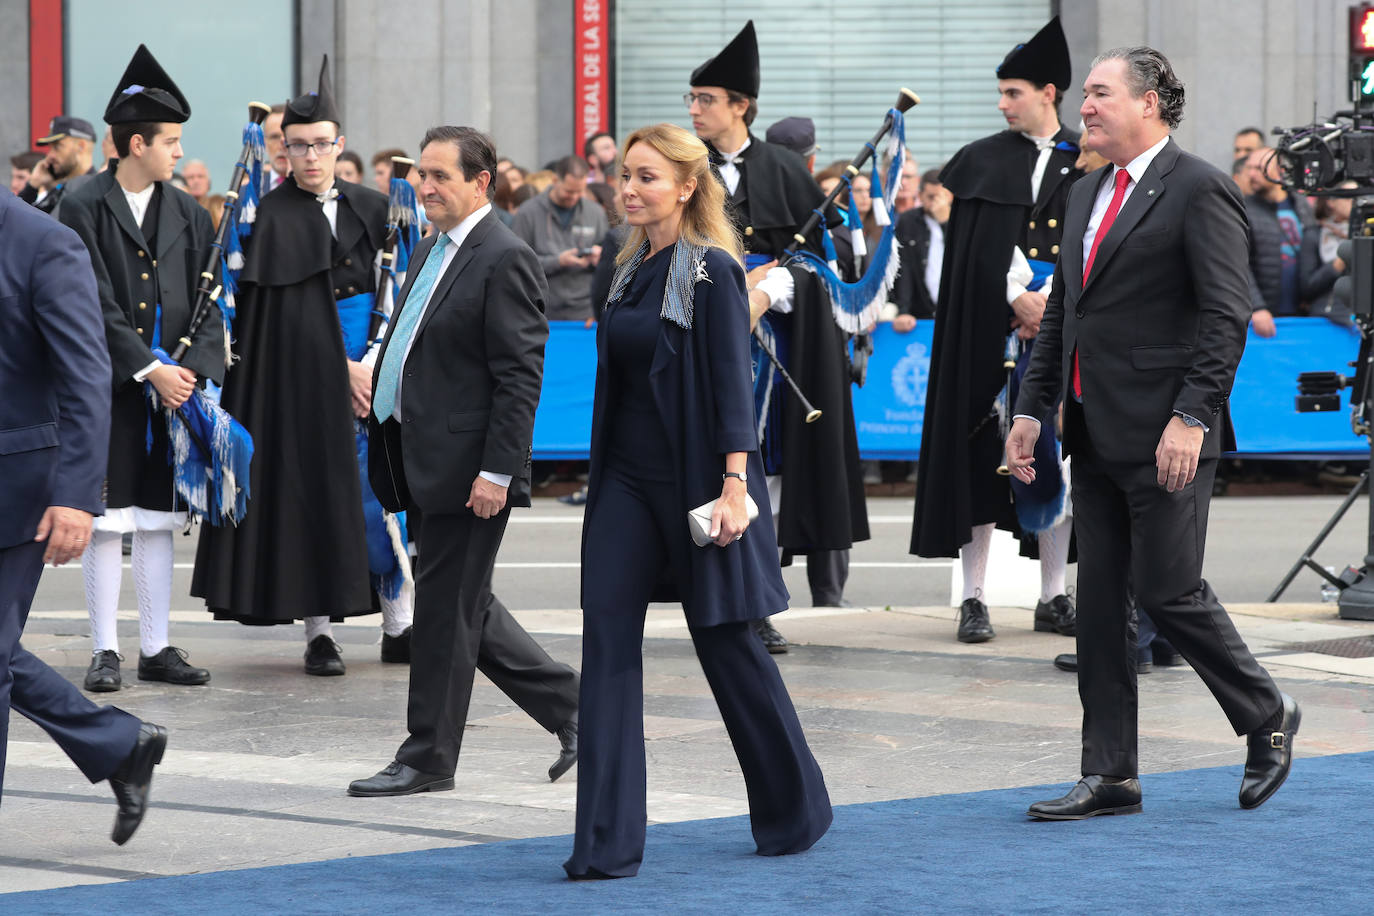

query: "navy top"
left=603, top=247, right=674, bottom=479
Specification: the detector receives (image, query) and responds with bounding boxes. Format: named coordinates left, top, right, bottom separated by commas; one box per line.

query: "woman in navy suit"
left=564, top=123, right=831, bottom=880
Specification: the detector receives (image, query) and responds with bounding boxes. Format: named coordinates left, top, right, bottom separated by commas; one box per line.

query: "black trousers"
left=396, top=508, right=578, bottom=777
left=1, top=540, right=140, bottom=801
left=1071, top=424, right=1282, bottom=778
left=806, top=549, right=849, bottom=606
left=567, top=467, right=831, bottom=878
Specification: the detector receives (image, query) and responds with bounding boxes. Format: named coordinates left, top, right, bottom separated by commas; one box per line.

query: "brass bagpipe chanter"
left=753, top=88, right=921, bottom=426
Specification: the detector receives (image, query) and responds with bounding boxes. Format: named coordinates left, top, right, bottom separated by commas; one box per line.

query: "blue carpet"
left=9, top=752, right=1372, bottom=914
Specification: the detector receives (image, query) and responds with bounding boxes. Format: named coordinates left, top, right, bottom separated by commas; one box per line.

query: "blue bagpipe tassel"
left=843, top=176, right=867, bottom=261
left=869, top=143, right=890, bottom=228
left=388, top=176, right=420, bottom=275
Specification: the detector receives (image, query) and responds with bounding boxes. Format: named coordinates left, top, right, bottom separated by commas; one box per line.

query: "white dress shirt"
left=1081, top=133, right=1169, bottom=257
left=716, top=138, right=750, bottom=196
left=923, top=212, right=944, bottom=305
left=391, top=203, right=511, bottom=487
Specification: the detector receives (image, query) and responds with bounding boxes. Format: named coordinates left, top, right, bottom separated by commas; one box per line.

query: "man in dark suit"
left=1007, top=47, right=1298, bottom=819
left=0, top=186, right=167, bottom=844
left=349, top=126, right=579, bottom=797
left=892, top=168, right=952, bottom=326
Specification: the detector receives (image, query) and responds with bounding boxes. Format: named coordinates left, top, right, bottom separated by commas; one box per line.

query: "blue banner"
left=532, top=317, right=1368, bottom=461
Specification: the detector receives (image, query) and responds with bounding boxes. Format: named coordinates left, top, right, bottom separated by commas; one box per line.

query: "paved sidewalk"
left=5, top=596, right=1372, bottom=895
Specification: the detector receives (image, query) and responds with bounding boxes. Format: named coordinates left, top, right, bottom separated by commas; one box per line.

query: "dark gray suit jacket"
left=368, top=209, right=548, bottom=514
left=1014, top=138, right=1249, bottom=464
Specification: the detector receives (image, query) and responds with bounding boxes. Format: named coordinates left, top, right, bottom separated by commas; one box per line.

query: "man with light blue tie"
left=348, top=126, right=580, bottom=797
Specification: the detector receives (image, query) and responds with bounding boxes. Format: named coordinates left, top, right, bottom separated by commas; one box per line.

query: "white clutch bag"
left=688, top=494, right=759, bottom=547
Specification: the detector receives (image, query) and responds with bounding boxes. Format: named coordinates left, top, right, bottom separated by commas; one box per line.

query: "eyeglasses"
left=285, top=139, right=340, bottom=157
left=683, top=92, right=725, bottom=109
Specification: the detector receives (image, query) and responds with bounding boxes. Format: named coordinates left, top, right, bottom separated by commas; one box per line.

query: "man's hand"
left=35, top=506, right=94, bottom=566
left=1251, top=308, right=1277, bottom=338
left=892, top=314, right=917, bottom=333
left=466, top=476, right=508, bottom=519
left=748, top=288, right=771, bottom=331
left=1155, top=415, right=1204, bottom=492
left=1010, top=290, right=1046, bottom=337
left=557, top=248, right=591, bottom=270
left=148, top=364, right=197, bottom=409
left=347, top=360, right=373, bottom=418
left=745, top=258, right=777, bottom=290
left=28, top=159, right=54, bottom=191
left=587, top=244, right=603, bottom=265
left=1004, top=417, right=1041, bottom=484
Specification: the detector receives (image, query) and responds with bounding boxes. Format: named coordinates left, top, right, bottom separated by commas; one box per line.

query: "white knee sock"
left=131, top=530, right=174, bottom=657
left=1038, top=517, right=1073, bottom=602
left=380, top=582, right=414, bottom=637
left=304, top=616, right=333, bottom=643
left=960, top=523, right=994, bottom=603
left=82, top=530, right=123, bottom=653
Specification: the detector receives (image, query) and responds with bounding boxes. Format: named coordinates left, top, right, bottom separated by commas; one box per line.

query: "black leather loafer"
left=1240, top=693, right=1300, bottom=810
left=84, top=650, right=122, bottom=692
left=304, top=636, right=346, bottom=676
left=1034, top=594, right=1077, bottom=636
left=348, top=760, right=454, bottom=797
left=753, top=617, right=789, bottom=654
left=1053, top=653, right=1077, bottom=672
left=138, top=646, right=210, bottom=685
left=1027, top=774, right=1143, bottom=820
left=957, top=598, right=995, bottom=643
left=109, top=721, right=168, bottom=845
left=380, top=627, right=412, bottom=664
left=549, top=716, right=578, bottom=782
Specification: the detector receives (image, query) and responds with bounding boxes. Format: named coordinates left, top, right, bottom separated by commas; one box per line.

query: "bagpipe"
left=366, top=156, right=420, bottom=356
left=149, top=102, right=271, bottom=525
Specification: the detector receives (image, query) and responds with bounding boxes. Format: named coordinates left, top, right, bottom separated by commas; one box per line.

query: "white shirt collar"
left=122, top=182, right=156, bottom=226
left=436, top=202, right=492, bottom=250
left=1115, top=134, right=1171, bottom=186
left=718, top=137, right=751, bottom=162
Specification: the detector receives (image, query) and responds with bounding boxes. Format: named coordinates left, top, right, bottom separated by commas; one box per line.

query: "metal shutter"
left=615, top=1, right=1053, bottom=173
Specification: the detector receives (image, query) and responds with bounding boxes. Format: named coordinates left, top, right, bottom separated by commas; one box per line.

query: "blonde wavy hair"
left=614, top=123, right=743, bottom=268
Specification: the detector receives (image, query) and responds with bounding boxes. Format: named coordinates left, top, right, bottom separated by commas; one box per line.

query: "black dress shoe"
left=1027, top=774, right=1142, bottom=820
left=753, top=617, right=789, bottom=654
left=109, top=721, right=168, bottom=845
left=348, top=760, right=454, bottom=797
left=84, top=650, right=122, bottom=692
left=380, top=627, right=412, bottom=664
left=1240, top=693, right=1300, bottom=810
left=137, top=646, right=210, bottom=685
left=549, top=715, right=578, bottom=782
left=1150, top=640, right=1184, bottom=667
left=1034, top=594, right=1077, bottom=636
left=304, top=635, right=346, bottom=676
left=1053, top=653, right=1077, bottom=672
left=957, top=598, right=995, bottom=643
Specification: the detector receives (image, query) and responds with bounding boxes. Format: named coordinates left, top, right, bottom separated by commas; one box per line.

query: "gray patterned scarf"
left=605, top=236, right=712, bottom=330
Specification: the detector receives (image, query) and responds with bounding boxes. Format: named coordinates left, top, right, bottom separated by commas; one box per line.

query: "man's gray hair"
left=1091, top=47, right=1186, bottom=129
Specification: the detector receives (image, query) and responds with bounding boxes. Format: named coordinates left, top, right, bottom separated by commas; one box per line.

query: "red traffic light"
left=1353, top=5, right=1374, bottom=53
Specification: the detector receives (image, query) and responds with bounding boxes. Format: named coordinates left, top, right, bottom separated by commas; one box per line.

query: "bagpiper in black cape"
left=191, top=176, right=389, bottom=623
left=909, top=125, right=1081, bottom=559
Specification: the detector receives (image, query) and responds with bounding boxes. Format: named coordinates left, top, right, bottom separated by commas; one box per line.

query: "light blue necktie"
left=372, top=233, right=451, bottom=419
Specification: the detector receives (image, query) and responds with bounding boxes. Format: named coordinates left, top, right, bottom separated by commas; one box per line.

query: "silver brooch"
left=693, top=257, right=712, bottom=284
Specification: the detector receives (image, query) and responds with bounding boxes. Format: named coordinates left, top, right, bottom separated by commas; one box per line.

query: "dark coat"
left=369, top=210, right=547, bottom=515
left=893, top=208, right=939, bottom=319
left=581, top=246, right=789, bottom=626
left=1244, top=191, right=1315, bottom=316
left=1016, top=139, right=1247, bottom=463
left=714, top=136, right=825, bottom=260
left=0, top=188, right=111, bottom=549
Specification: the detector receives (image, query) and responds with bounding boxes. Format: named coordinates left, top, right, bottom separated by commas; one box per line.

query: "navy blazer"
left=581, top=246, right=789, bottom=626
left=0, top=188, right=112, bottom=549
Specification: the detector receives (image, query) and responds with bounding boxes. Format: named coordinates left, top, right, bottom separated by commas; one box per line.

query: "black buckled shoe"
left=957, top=598, right=995, bottom=643
left=347, top=760, right=454, bottom=797
left=137, top=646, right=210, bottom=685
left=304, top=636, right=346, bottom=676
left=109, top=721, right=168, bottom=845
left=753, top=617, right=789, bottom=654
left=1027, top=775, right=1143, bottom=820
left=549, top=715, right=578, bottom=782
left=1240, top=693, right=1300, bottom=810
left=84, top=650, right=122, bottom=693
left=1034, top=594, right=1077, bottom=636
left=380, top=626, right=412, bottom=664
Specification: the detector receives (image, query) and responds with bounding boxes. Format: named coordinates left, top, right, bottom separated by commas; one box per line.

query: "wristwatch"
left=722, top=471, right=748, bottom=482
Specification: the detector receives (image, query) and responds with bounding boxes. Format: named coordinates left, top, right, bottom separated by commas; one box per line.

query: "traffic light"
left=1352, top=4, right=1374, bottom=103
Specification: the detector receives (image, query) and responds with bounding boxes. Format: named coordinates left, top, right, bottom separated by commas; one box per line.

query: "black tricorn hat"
left=104, top=44, right=191, bottom=125
left=282, top=56, right=340, bottom=127
left=690, top=21, right=760, bottom=99
left=996, top=17, right=1071, bottom=93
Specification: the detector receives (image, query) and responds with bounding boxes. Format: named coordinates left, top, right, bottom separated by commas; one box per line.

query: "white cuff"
left=755, top=267, right=795, bottom=314
left=1006, top=246, right=1032, bottom=305
left=132, top=360, right=162, bottom=382
left=479, top=470, right=512, bottom=488
left=1012, top=414, right=1041, bottom=427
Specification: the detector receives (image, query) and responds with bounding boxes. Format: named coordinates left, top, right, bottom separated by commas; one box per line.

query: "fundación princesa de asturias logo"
left=891, top=341, right=930, bottom=407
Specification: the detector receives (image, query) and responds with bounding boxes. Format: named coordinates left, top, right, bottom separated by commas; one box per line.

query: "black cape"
left=192, top=178, right=388, bottom=623
left=911, top=128, right=1080, bottom=558
left=712, top=135, right=826, bottom=260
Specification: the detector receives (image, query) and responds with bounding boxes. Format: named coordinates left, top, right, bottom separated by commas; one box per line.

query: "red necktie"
left=1072, top=168, right=1132, bottom=399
